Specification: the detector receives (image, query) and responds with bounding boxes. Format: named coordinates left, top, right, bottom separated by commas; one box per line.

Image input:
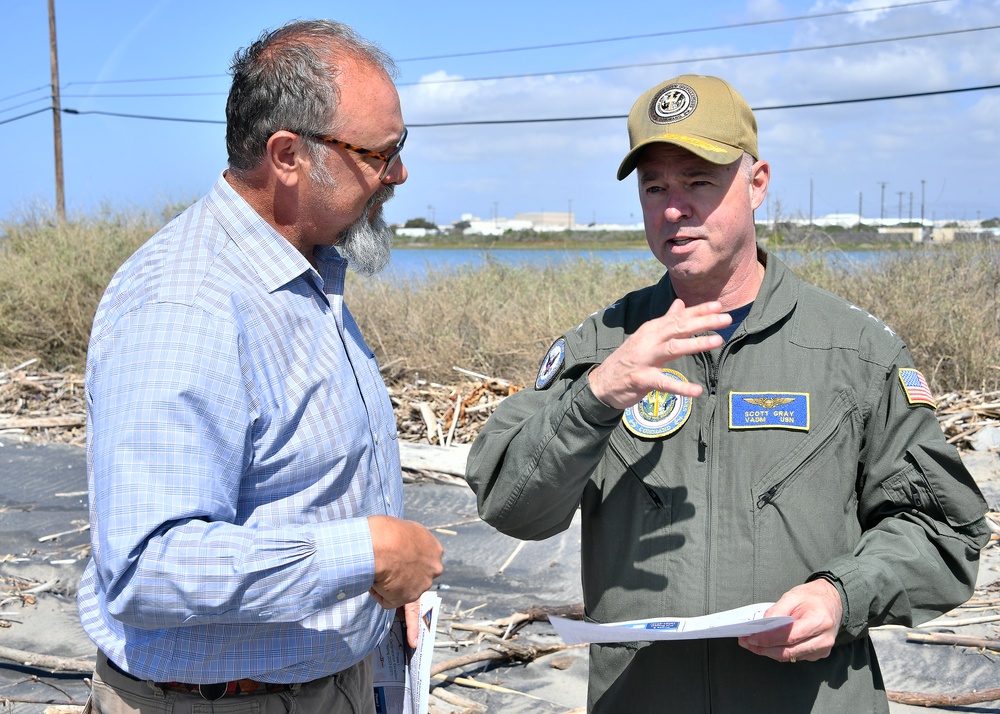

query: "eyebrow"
left=639, top=165, right=722, bottom=183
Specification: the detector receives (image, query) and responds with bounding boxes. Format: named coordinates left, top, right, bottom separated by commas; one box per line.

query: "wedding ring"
left=789, top=656, right=797, bottom=663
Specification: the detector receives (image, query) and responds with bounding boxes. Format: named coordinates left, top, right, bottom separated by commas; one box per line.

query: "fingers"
left=368, top=516, right=444, bottom=610
left=589, top=299, right=731, bottom=409
left=737, top=580, right=844, bottom=663
left=402, top=601, right=420, bottom=649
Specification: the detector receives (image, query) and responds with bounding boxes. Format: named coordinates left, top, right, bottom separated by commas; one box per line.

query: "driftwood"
left=432, top=638, right=584, bottom=678
left=398, top=442, right=471, bottom=478
left=0, top=645, right=95, bottom=673
left=888, top=688, right=1000, bottom=706
left=430, top=687, right=488, bottom=713
left=4, top=363, right=998, bottom=456
left=906, top=631, right=1000, bottom=651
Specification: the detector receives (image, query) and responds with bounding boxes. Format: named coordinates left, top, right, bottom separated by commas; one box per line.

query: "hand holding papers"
left=550, top=603, right=793, bottom=645
left=373, top=591, right=442, bottom=714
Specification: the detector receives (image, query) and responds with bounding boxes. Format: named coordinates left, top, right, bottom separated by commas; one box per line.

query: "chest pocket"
left=606, top=426, right=688, bottom=522
left=750, top=389, right=864, bottom=598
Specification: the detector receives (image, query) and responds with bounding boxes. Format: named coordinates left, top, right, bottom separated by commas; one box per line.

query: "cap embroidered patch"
left=730, top=392, right=810, bottom=431
left=623, top=369, right=692, bottom=438
left=535, top=338, right=566, bottom=390
left=649, top=83, right=698, bottom=124
left=899, top=368, right=935, bottom=408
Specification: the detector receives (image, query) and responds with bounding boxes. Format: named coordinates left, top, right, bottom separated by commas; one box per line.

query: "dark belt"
left=104, top=654, right=295, bottom=701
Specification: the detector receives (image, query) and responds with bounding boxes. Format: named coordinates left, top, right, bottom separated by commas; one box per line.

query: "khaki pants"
left=84, top=651, right=374, bottom=714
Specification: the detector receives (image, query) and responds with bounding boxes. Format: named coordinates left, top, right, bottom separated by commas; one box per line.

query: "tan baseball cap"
left=617, top=74, right=758, bottom=181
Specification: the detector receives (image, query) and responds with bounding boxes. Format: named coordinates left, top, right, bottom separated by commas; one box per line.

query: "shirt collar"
left=205, top=173, right=319, bottom=294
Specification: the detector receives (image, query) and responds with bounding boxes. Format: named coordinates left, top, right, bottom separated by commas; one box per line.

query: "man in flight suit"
left=465, top=74, right=989, bottom=713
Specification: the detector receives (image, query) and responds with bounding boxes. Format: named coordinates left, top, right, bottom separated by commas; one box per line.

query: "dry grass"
left=1, top=209, right=997, bottom=393
left=0, top=208, right=161, bottom=370
left=793, top=243, right=1000, bottom=393
left=348, top=256, right=662, bottom=386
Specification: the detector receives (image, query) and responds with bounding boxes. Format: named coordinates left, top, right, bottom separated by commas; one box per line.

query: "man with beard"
left=78, top=20, right=443, bottom=713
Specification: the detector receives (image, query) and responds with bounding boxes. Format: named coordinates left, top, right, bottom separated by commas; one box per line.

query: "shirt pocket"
left=608, top=427, right=673, bottom=516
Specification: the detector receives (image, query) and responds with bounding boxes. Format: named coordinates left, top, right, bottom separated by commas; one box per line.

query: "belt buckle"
left=197, top=683, right=228, bottom=701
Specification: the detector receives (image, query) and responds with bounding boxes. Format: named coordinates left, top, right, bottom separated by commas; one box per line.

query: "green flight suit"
left=466, top=248, right=988, bottom=713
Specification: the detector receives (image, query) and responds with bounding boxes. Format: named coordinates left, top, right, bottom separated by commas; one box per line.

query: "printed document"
left=550, top=602, right=793, bottom=645
left=373, top=590, right=442, bottom=714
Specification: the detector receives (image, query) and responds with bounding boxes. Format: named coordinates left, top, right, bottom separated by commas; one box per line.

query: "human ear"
left=749, top=160, right=770, bottom=210
left=265, top=131, right=305, bottom=188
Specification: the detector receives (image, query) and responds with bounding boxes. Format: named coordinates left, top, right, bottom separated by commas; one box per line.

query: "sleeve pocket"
left=909, top=442, right=987, bottom=530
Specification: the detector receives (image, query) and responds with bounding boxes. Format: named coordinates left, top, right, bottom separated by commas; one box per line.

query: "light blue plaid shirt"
left=78, top=175, right=403, bottom=683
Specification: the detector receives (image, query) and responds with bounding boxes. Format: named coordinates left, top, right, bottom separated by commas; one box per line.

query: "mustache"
left=369, top=184, right=395, bottom=208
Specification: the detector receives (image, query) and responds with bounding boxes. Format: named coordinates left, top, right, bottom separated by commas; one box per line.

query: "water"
left=380, top=246, right=892, bottom=280
left=382, top=247, right=653, bottom=279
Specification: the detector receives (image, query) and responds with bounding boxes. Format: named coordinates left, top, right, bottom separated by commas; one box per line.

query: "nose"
left=383, top=157, right=408, bottom=186
left=662, top=190, right=691, bottom=223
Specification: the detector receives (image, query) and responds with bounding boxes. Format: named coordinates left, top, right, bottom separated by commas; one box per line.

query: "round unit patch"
left=623, top=369, right=692, bottom=438
left=535, top=338, right=566, bottom=390
left=649, top=82, right=698, bottom=125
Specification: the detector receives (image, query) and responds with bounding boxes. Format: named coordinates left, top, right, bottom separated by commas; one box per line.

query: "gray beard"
left=337, top=185, right=395, bottom=277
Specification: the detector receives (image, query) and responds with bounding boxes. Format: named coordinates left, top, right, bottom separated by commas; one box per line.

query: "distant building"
left=514, top=212, right=574, bottom=231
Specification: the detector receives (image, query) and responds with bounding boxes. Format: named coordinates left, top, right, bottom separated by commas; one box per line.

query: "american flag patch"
left=898, top=368, right=935, bottom=408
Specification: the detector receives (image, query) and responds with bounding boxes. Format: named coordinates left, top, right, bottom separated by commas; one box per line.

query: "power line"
left=0, top=84, right=50, bottom=105
left=399, top=24, right=1000, bottom=87
left=406, top=83, right=1000, bottom=127
left=59, top=92, right=226, bottom=98
left=397, top=0, right=951, bottom=61
left=0, top=95, right=51, bottom=116
left=63, top=73, right=227, bottom=87
left=0, top=0, right=953, bottom=98
left=0, top=107, right=50, bottom=127
left=51, top=83, right=999, bottom=128
left=18, top=23, right=998, bottom=104
left=61, top=108, right=224, bottom=124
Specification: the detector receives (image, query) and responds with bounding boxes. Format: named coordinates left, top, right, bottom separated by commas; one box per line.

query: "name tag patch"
left=730, top=392, right=810, bottom=431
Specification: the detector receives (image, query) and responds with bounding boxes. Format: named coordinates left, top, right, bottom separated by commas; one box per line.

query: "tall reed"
left=1, top=209, right=997, bottom=393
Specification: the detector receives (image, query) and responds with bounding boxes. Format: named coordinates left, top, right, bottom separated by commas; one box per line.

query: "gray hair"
left=226, top=20, right=396, bottom=176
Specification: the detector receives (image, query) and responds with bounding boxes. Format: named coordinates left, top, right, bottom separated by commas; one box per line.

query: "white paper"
left=372, top=591, right=442, bottom=714
left=550, top=602, right=793, bottom=645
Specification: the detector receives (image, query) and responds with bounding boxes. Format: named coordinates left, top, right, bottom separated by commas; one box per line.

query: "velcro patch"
left=730, top=392, right=810, bottom=431
left=898, top=368, right=935, bottom=408
left=535, top=338, right=566, bottom=390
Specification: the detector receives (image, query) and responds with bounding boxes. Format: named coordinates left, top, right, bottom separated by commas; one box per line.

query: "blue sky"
left=3, top=0, right=999, bottom=227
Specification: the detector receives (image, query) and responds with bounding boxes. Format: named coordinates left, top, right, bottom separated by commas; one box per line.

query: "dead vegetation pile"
left=2, top=358, right=998, bottom=455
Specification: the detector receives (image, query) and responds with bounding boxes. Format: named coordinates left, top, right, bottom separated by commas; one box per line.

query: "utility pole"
left=920, top=179, right=926, bottom=226
left=567, top=199, right=573, bottom=230
left=897, top=191, right=904, bottom=221
left=809, top=177, right=813, bottom=225
left=908, top=192, right=913, bottom=223
left=857, top=192, right=863, bottom=228
left=878, top=181, right=888, bottom=224
left=48, top=0, right=66, bottom=223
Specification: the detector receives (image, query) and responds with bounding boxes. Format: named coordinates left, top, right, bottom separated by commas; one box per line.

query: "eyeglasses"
left=303, top=127, right=407, bottom=180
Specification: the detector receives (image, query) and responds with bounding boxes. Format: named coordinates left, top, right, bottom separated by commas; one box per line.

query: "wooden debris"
left=5, top=362, right=994, bottom=456
left=429, top=687, right=488, bottom=713
left=888, top=688, right=1000, bottom=706
left=0, top=645, right=94, bottom=673
left=906, top=631, right=1000, bottom=652
left=497, top=541, right=526, bottom=575
left=0, top=364, right=86, bottom=445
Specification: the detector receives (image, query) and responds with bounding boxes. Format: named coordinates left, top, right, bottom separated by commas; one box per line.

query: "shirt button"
left=374, top=433, right=379, bottom=444
left=337, top=591, right=347, bottom=601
